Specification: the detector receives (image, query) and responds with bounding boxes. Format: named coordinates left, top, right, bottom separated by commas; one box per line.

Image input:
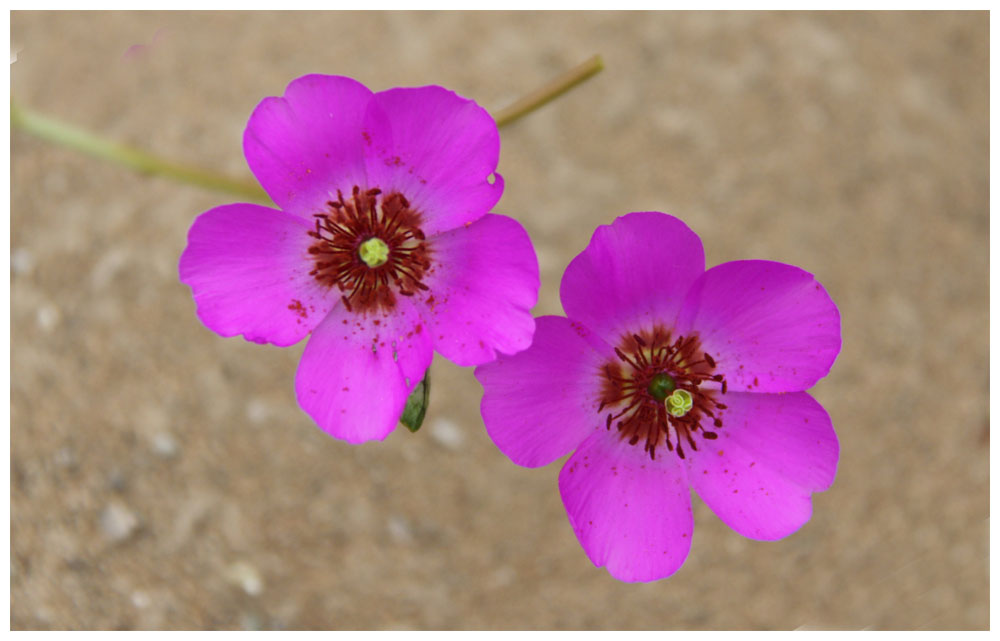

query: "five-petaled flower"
left=180, top=75, right=539, bottom=443
left=475, top=212, right=841, bottom=582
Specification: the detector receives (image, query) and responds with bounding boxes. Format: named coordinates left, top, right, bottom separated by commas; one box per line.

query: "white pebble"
left=246, top=399, right=269, bottom=425
left=100, top=502, right=138, bottom=543
left=11, top=248, right=34, bottom=275
left=36, top=304, right=60, bottom=332
left=151, top=432, right=178, bottom=459
left=131, top=590, right=150, bottom=609
left=429, top=417, right=464, bottom=450
left=227, top=561, right=263, bottom=596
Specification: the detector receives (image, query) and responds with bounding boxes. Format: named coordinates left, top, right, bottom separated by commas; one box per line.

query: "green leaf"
left=400, top=371, right=430, bottom=433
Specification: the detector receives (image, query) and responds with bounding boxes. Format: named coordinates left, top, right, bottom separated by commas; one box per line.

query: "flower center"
left=599, top=327, right=728, bottom=460
left=308, top=186, right=430, bottom=313
left=358, top=237, right=390, bottom=268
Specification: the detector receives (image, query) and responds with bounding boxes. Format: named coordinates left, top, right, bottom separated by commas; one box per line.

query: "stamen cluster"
left=308, top=186, right=431, bottom=313
left=599, top=327, right=728, bottom=460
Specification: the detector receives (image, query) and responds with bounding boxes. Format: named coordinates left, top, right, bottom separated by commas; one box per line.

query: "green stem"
left=11, top=102, right=270, bottom=203
left=11, top=54, right=603, bottom=200
left=493, top=54, right=604, bottom=128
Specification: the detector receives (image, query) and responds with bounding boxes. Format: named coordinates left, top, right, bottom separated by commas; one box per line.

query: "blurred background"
left=10, top=11, right=988, bottom=630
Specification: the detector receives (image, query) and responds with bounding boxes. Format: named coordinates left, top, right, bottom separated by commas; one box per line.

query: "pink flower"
left=180, top=75, right=539, bottom=443
left=475, top=212, right=841, bottom=582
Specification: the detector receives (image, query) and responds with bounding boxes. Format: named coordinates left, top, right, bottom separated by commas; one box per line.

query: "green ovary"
left=647, top=372, right=677, bottom=401
left=358, top=237, right=390, bottom=267
left=666, top=389, right=693, bottom=418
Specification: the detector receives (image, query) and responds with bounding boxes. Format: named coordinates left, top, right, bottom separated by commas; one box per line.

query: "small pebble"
left=100, top=502, right=138, bottom=543
left=151, top=431, right=179, bottom=459
left=429, top=417, right=464, bottom=451
left=246, top=399, right=269, bottom=425
left=36, top=304, right=60, bottom=332
left=11, top=248, right=34, bottom=275
left=227, top=561, right=263, bottom=596
left=131, top=590, right=151, bottom=609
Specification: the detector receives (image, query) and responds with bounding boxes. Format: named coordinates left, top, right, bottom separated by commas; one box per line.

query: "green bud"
left=400, top=371, right=430, bottom=433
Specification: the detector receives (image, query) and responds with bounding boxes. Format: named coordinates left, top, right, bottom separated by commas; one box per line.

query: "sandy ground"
left=10, top=11, right=988, bottom=630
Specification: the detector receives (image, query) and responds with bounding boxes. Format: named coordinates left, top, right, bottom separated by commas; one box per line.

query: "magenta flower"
left=179, top=75, right=539, bottom=443
left=475, top=212, right=840, bottom=582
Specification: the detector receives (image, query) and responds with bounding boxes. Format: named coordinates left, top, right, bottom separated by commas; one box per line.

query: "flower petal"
left=686, top=391, right=839, bottom=540
left=419, top=214, right=539, bottom=367
left=244, top=74, right=373, bottom=218
left=559, top=429, right=694, bottom=582
left=178, top=203, right=334, bottom=347
left=362, top=85, right=503, bottom=236
left=294, top=298, right=433, bottom=444
left=475, top=315, right=610, bottom=468
left=560, top=212, right=705, bottom=342
left=674, top=260, right=841, bottom=393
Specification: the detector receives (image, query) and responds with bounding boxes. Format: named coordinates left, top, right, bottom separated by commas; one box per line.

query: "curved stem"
left=11, top=102, right=270, bottom=203
left=11, top=54, right=603, bottom=201
left=493, top=54, right=604, bottom=128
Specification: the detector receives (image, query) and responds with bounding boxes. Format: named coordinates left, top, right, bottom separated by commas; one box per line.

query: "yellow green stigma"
left=358, top=237, right=390, bottom=267
left=666, top=389, right=694, bottom=417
